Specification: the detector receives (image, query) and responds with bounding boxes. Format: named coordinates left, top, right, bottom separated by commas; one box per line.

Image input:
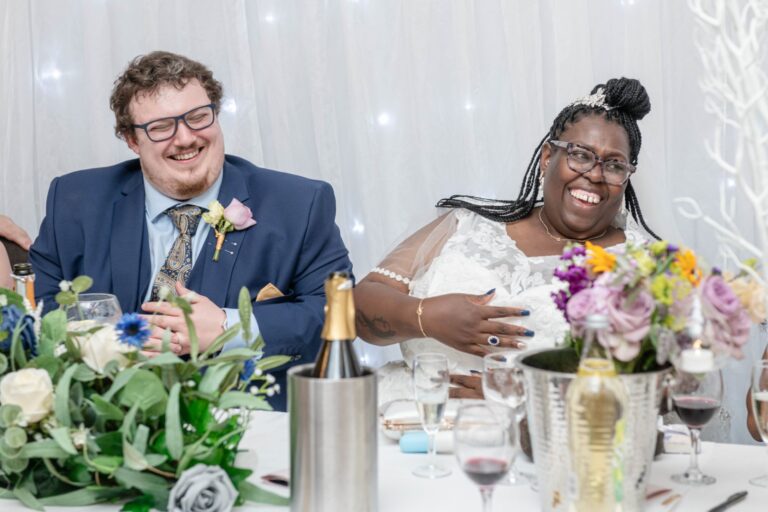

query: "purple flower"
left=666, top=243, right=679, bottom=253
left=700, top=275, right=751, bottom=356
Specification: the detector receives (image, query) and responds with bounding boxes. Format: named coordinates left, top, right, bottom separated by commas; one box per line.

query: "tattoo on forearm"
left=356, top=310, right=396, bottom=339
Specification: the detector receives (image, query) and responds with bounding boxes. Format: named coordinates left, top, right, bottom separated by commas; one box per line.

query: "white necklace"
left=537, top=208, right=607, bottom=244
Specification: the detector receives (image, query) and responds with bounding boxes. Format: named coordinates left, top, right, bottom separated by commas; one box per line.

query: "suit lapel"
left=189, top=162, right=251, bottom=307
left=110, top=172, right=151, bottom=312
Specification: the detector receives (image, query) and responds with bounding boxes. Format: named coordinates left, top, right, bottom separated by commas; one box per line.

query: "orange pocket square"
left=256, top=283, right=285, bottom=301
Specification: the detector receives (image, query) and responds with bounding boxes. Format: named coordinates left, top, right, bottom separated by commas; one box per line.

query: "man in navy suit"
left=30, top=51, right=352, bottom=411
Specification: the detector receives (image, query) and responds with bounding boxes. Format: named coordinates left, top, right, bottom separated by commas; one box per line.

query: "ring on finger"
left=487, top=335, right=500, bottom=346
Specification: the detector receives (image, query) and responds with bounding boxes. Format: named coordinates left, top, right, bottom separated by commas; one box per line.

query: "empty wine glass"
left=670, top=367, right=723, bottom=485
left=749, top=360, right=768, bottom=487
left=66, top=293, right=123, bottom=325
left=482, top=351, right=528, bottom=486
left=412, top=352, right=451, bottom=478
left=454, top=403, right=515, bottom=512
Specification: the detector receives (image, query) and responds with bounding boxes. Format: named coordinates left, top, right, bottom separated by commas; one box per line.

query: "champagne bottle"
left=11, top=263, right=35, bottom=309
left=566, top=314, right=628, bottom=512
left=312, top=271, right=362, bottom=378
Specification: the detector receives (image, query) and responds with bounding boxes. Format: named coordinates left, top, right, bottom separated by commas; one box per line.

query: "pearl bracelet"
left=371, top=266, right=411, bottom=285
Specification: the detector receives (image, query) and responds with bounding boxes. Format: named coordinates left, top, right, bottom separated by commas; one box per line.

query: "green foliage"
left=0, top=284, right=285, bottom=510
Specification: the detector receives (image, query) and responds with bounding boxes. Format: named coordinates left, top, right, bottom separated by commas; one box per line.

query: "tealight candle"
left=679, top=345, right=714, bottom=373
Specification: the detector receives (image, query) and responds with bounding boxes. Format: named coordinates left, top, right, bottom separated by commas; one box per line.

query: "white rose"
left=0, top=368, right=54, bottom=423
left=202, top=201, right=225, bottom=226
left=70, top=321, right=136, bottom=373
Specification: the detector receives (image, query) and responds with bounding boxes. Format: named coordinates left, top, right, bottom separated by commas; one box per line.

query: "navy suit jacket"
left=30, top=155, right=353, bottom=410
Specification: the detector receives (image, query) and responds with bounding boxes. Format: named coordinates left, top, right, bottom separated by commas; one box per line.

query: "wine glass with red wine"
left=670, top=367, right=723, bottom=485
left=454, top=403, right=515, bottom=512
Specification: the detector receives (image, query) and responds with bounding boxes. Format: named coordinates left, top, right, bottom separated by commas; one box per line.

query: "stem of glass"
left=687, top=427, right=703, bottom=480
left=479, top=487, right=494, bottom=512
left=427, top=429, right=437, bottom=469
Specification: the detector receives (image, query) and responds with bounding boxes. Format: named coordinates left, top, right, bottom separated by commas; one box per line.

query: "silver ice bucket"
left=288, top=363, right=378, bottom=512
left=519, top=348, right=668, bottom=512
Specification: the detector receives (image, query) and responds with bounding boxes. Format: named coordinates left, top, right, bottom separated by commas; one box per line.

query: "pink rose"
left=224, top=199, right=257, bottom=230
left=601, top=290, right=654, bottom=362
left=700, top=275, right=741, bottom=315
left=566, top=286, right=612, bottom=338
left=700, top=275, right=750, bottom=358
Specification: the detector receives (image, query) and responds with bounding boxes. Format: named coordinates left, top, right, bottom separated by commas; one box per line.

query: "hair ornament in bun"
left=569, top=87, right=614, bottom=111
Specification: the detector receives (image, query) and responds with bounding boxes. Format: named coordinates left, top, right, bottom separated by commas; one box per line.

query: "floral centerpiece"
left=551, top=240, right=760, bottom=372
left=0, top=277, right=289, bottom=511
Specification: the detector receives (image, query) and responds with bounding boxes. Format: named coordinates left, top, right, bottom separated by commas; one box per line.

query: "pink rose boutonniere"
left=202, top=199, right=257, bottom=261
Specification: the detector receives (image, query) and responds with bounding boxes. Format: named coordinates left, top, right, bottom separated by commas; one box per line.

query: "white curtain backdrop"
left=1, top=0, right=766, bottom=441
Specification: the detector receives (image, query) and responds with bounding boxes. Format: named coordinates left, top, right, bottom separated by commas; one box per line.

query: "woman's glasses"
left=548, top=140, right=635, bottom=186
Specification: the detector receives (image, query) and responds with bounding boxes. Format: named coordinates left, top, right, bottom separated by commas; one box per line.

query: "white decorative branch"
left=682, top=0, right=768, bottom=290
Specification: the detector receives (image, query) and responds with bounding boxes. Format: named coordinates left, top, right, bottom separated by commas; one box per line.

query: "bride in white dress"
left=354, top=77, right=659, bottom=405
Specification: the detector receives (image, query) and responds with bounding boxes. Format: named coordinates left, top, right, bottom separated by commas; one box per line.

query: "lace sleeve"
left=364, top=210, right=461, bottom=290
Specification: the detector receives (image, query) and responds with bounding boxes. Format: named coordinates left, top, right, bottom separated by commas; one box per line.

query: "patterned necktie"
left=150, top=204, right=203, bottom=302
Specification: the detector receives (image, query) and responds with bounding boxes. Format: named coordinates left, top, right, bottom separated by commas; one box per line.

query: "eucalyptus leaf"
left=72, top=365, right=97, bottom=382
left=90, top=395, right=125, bottom=422
left=257, top=354, right=293, bottom=372
left=133, top=425, right=149, bottom=454
left=19, top=439, right=70, bottom=459
left=119, top=369, right=167, bottom=416
left=238, top=480, right=290, bottom=506
left=88, top=455, right=122, bottom=474
left=12, top=486, right=43, bottom=511
left=201, top=324, right=241, bottom=359
left=218, top=391, right=270, bottom=411
left=54, top=364, right=80, bottom=427
left=165, top=383, right=183, bottom=460
left=198, top=363, right=235, bottom=395
left=55, top=290, right=76, bottom=307
left=0, top=404, right=22, bottom=427
left=4, top=427, right=27, bottom=449
left=40, top=309, right=67, bottom=355
left=113, top=467, right=169, bottom=498
left=103, top=366, right=140, bottom=401
left=38, top=486, right=128, bottom=506
left=142, top=352, right=184, bottom=366
left=238, top=286, right=252, bottom=341
left=49, top=427, right=78, bottom=455
left=70, top=276, right=93, bottom=294
left=0, top=353, right=7, bottom=374
left=205, top=348, right=262, bottom=364
left=3, top=455, right=28, bottom=473
left=123, top=439, right=148, bottom=471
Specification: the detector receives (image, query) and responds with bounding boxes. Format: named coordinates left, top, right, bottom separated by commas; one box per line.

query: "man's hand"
left=141, top=282, right=226, bottom=355
left=0, top=215, right=32, bottom=250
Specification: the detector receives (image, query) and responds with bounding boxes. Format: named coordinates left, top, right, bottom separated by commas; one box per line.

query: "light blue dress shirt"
left=143, top=172, right=260, bottom=349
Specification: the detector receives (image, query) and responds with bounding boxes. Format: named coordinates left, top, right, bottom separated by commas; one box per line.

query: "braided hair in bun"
left=438, top=77, right=659, bottom=239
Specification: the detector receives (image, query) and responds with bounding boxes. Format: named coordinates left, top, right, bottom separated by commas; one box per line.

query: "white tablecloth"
left=5, top=411, right=767, bottom=511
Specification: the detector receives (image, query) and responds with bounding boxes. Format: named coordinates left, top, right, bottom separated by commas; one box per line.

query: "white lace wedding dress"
left=377, top=208, right=646, bottom=405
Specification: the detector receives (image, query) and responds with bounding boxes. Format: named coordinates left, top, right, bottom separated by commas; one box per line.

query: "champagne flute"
left=412, top=352, right=451, bottom=478
left=66, top=293, right=123, bottom=325
left=749, top=360, right=768, bottom=487
left=670, top=367, right=723, bottom=485
left=454, top=403, right=515, bottom=512
left=482, top=351, right=528, bottom=486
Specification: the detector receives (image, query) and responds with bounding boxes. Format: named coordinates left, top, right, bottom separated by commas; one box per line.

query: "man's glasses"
left=132, top=103, right=216, bottom=142
left=548, top=140, right=635, bottom=186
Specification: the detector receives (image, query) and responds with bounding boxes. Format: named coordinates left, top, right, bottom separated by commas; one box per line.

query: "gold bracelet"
left=416, top=298, right=428, bottom=338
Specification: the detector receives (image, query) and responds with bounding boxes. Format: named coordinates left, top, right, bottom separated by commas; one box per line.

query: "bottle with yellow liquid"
left=566, top=314, right=628, bottom=512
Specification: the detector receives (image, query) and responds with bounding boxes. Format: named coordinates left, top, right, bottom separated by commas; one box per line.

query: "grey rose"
left=168, top=464, right=238, bottom=512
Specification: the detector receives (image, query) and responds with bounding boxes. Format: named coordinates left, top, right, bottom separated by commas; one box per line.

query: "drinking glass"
left=412, top=353, right=451, bottom=478
left=670, top=367, right=723, bottom=485
left=454, top=403, right=515, bottom=512
left=482, top=351, right=528, bottom=486
left=749, top=360, right=768, bottom=487
left=66, top=293, right=123, bottom=325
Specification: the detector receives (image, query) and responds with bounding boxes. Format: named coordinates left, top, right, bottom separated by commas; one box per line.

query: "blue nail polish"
left=485, top=288, right=496, bottom=295
left=520, top=309, right=531, bottom=316
left=524, top=329, right=535, bottom=337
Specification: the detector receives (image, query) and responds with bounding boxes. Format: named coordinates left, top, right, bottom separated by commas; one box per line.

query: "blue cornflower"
left=0, top=305, right=37, bottom=356
left=116, top=313, right=150, bottom=348
left=240, top=358, right=256, bottom=382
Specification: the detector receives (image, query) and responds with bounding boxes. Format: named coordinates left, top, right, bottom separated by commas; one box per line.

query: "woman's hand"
left=420, top=290, right=533, bottom=357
